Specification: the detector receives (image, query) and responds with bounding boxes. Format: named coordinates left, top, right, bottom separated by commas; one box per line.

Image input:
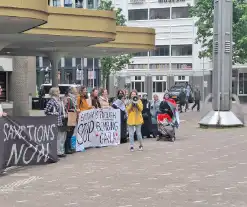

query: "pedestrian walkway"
left=0, top=110, right=246, bottom=207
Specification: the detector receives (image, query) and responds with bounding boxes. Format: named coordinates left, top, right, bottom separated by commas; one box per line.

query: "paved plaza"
left=0, top=107, right=247, bottom=207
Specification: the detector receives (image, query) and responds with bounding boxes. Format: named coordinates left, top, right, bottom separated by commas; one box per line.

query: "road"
left=0, top=107, right=247, bottom=207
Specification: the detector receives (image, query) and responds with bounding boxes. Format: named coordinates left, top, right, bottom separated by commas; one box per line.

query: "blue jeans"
left=128, top=125, right=143, bottom=147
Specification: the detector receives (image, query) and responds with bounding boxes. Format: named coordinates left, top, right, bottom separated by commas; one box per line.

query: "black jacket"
left=159, top=101, right=173, bottom=118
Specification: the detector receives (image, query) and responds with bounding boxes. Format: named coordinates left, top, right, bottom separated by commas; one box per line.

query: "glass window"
left=36, top=57, right=39, bottom=67
left=132, top=81, right=145, bottom=92
left=43, top=57, right=51, bottom=68
left=88, top=0, right=94, bottom=9
left=135, top=76, right=141, bottom=81
left=150, top=45, right=170, bottom=56
left=76, top=0, right=83, bottom=8
left=238, top=73, right=247, bottom=94
left=153, top=82, right=167, bottom=92
left=172, top=7, right=190, bottom=19
left=51, top=0, right=61, bottom=7
left=65, top=57, right=72, bottom=67
left=87, top=58, right=93, bottom=67
left=64, top=0, right=73, bottom=7
left=128, top=9, right=148, bottom=20
left=171, top=63, right=192, bottom=70
left=171, top=45, right=192, bottom=56
left=150, top=8, right=170, bottom=20
left=128, top=64, right=148, bottom=69
left=133, top=52, right=148, bottom=57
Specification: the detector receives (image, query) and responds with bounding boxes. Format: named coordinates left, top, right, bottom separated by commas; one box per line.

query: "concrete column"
left=47, top=52, right=66, bottom=87
left=145, top=75, right=152, bottom=100
left=11, top=56, right=29, bottom=116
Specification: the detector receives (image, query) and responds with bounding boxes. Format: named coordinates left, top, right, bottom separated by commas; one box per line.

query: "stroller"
left=156, top=99, right=179, bottom=142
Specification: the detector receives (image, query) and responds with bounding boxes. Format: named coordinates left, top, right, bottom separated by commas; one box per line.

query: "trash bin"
left=32, top=98, right=40, bottom=110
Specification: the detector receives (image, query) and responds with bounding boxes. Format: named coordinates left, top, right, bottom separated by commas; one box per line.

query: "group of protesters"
left=44, top=85, right=182, bottom=156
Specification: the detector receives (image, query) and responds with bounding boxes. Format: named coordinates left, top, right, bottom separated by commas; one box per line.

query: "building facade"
left=36, top=57, right=101, bottom=88
left=108, top=0, right=212, bottom=99
left=37, top=0, right=103, bottom=88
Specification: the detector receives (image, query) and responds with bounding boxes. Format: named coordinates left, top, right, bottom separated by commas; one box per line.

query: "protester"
left=77, top=86, right=92, bottom=112
left=99, top=88, right=110, bottom=108
left=150, top=94, right=161, bottom=138
left=185, top=82, right=190, bottom=110
left=141, top=94, right=151, bottom=138
left=159, top=91, right=175, bottom=119
left=63, top=88, right=77, bottom=154
left=178, top=88, right=186, bottom=113
left=69, top=86, right=78, bottom=108
left=0, top=86, right=7, bottom=117
left=192, top=88, right=201, bottom=112
left=112, top=93, right=128, bottom=143
left=89, top=88, right=101, bottom=109
left=45, top=87, right=67, bottom=158
left=126, top=90, right=144, bottom=151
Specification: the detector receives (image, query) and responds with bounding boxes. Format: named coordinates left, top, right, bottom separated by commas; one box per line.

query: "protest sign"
left=76, top=108, right=121, bottom=150
left=0, top=116, right=58, bottom=171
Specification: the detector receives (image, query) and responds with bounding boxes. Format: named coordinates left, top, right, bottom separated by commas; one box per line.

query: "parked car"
left=169, top=83, right=194, bottom=103
left=38, top=84, right=79, bottom=109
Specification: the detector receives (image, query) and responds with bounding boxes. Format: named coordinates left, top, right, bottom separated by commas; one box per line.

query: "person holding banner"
left=89, top=88, right=101, bottom=109
left=126, top=90, right=144, bottom=151
left=112, top=93, right=128, bottom=143
left=77, top=86, right=92, bottom=112
left=45, top=87, right=67, bottom=158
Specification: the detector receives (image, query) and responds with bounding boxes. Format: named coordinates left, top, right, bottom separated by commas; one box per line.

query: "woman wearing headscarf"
left=141, top=94, right=152, bottom=138
left=112, top=93, right=128, bottom=143
left=159, top=91, right=179, bottom=128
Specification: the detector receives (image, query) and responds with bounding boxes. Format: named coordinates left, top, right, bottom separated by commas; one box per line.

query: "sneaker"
left=139, top=146, right=143, bottom=151
left=130, top=146, right=134, bottom=152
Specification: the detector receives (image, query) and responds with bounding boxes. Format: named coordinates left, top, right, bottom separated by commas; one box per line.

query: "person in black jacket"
left=112, top=94, right=128, bottom=143
left=178, top=88, right=186, bottom=113
left=141, top=94, right=152, bottom=138
left=159, top=93, right=174, bottom=119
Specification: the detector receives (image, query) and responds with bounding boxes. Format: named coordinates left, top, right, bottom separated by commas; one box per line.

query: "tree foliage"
left=98, top=0, right=132, bottom=86
left=189, top=0, right=247, bottom=64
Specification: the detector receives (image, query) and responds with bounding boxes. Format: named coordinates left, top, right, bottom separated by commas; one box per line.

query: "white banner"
left=76, top=108, right=121, bottom=150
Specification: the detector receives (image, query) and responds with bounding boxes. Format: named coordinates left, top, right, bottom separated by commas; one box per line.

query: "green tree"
left=98, top=0, right=132, bottom=87
left=189, top=0, right=247, bottom=64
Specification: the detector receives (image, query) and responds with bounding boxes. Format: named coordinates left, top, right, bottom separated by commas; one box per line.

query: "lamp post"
left=199, top=0, right=243, bottom=127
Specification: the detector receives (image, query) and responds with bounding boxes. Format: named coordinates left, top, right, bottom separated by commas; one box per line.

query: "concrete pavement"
left=0, top=107, right=247, bottom=207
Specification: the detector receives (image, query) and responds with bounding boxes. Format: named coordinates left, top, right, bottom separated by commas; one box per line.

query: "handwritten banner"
left=76, top=109, right=121, bottom=150
left=0, top=116, right=58, bottom=171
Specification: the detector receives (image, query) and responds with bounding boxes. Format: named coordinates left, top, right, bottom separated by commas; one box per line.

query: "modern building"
left=108, top=0, right=212, bottom=99
left=0, top=0, right=155, bottom=116
left=109, top=0, right=247, bottom=102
